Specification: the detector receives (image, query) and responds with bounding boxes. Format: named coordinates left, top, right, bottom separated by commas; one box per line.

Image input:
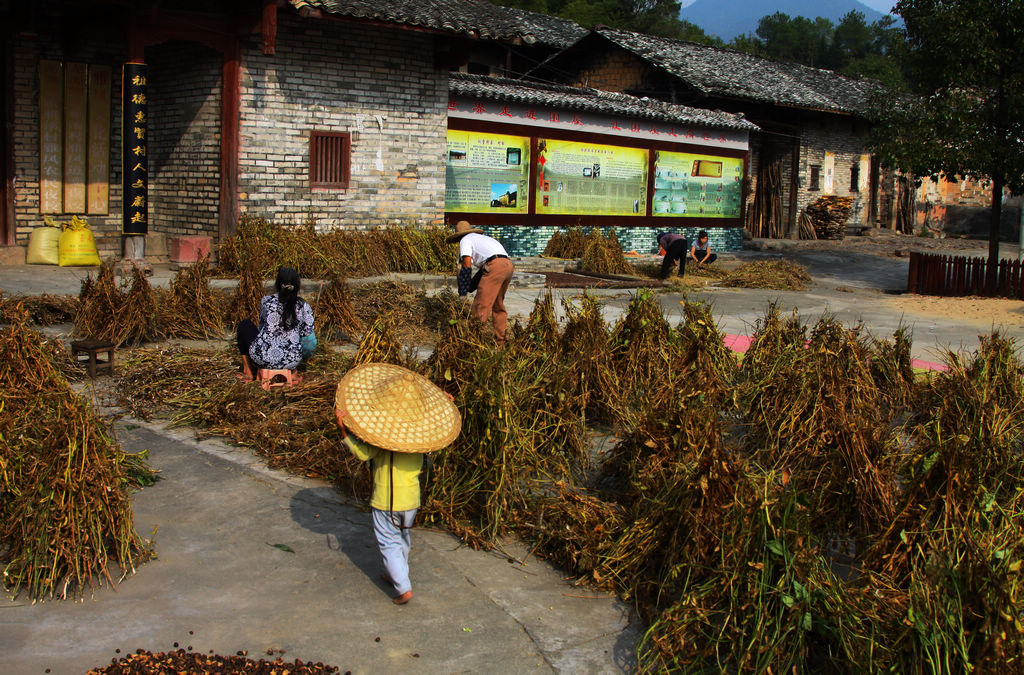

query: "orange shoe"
left=393, top=590, right=413, bottom=605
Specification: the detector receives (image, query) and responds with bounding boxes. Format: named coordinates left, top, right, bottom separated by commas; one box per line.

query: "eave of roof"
left=287, top=0, right=584, bottom=46
left=589, top=27, right=885, bottom=116
left=450, top=72, right=759, bottom=132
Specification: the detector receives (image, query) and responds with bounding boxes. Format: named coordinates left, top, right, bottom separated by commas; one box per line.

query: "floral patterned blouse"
left=247, top=294, right=315, bottom=370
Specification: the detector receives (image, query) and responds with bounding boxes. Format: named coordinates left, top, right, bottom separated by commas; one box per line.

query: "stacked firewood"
left=804, top=196, right=854, bottom=240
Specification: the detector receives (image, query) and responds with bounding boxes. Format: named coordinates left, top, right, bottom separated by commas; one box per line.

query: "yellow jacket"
left=344, top=435, right=423, bottom=512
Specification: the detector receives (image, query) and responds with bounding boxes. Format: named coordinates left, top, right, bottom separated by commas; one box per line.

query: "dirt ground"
left=753, top=229, right=1024, bottom=328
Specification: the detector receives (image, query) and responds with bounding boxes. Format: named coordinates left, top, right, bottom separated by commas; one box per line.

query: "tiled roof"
left=450, top=72, right=759, bottom=131
left=287, top=0, right=582, bottom=44
left=593, top=27, right=884, bottom=115
left=498, top=7, right=587, bottom=49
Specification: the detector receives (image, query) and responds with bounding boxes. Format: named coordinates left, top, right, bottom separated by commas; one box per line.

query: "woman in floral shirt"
left=237, top=266, right=316, bottom=379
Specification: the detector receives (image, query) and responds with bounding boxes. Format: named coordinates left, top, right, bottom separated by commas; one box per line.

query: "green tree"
left=869, top=0, right=1024, bottom=291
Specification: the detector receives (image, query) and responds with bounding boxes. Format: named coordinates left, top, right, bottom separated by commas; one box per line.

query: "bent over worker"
left=447, top=220, right=515, bottom=345
left=335, top=363, right=461, bottom=605
left=657, top=231, right=689, bottom=279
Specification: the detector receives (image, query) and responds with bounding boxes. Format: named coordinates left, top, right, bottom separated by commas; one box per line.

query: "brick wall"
left=237, top=15, right=448, bottom=230
left=10, top=33, right=126, bottom=257
left=571, top=50, right=646, bottom=93
left=148, top=41, right=222, bottom=238
left=796, top=118, right=872, bottom=226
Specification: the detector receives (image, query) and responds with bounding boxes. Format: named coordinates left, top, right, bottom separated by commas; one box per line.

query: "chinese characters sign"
left=445, top=130, right=530, bottom=213
left=122, top=62, right=148, bottom=234
left=536, top=139, right=647, bottom=216
left=653, top=150, right=744, bottom=218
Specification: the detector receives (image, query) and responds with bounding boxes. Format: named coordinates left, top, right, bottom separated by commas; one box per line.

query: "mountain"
left=680, top=0, right=887, bottom=41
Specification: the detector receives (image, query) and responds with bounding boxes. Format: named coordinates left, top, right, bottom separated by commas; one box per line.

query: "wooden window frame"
left=309, top=130, right=350, bottom=189
left=809, top=165, right=821, bottom=191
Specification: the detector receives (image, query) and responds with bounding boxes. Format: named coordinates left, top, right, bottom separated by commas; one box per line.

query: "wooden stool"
left=256, top=368, right=299, bottom=391
left=71, top=339, right=116, bottom=378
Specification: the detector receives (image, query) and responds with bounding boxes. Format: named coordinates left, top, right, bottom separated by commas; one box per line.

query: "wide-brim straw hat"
left=335, top=363, right=462, bottom=453
left=445, top=220, right=484, bottom=244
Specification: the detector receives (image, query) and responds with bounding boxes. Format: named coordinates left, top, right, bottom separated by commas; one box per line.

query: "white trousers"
left=372, top=508, right=416, bottom=594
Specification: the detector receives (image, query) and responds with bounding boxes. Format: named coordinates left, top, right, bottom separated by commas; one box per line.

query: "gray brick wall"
left=797, top=118, right=872, bottom=225
left=237, top=15, right=448, bottom=230
left=148, top=41, right=222, bottom=238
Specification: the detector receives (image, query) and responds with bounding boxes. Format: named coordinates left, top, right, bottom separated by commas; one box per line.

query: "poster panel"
left=652, top=150, right=743, bottom=218
left=63, top=62, right=89, bottom=214
left=535, top=139, right=647, bottom=216
left=38, top=60, right=63, bottom=214
left=445, top=130, right=530, bottom=213
left=87, top=65, right=111, bottom=215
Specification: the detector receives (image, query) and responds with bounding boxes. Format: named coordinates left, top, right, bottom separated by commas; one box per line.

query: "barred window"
left=309, top=131, right=350, bottom=189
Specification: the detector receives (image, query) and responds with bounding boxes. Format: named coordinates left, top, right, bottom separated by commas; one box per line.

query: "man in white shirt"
left=447, top=220, right=515, bottom=345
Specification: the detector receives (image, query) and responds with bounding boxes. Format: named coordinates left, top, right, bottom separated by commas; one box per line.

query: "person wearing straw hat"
left=446, top=220, right=515, bottom=345
left=334, top=363, right=461, bottom=605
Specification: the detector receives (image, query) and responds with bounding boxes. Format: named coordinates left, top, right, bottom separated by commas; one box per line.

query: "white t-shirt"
left=458, top=233, right=508, bottom=267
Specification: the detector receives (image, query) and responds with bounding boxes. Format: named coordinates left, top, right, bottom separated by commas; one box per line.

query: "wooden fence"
left=908, top=252, right=1024, bottom=298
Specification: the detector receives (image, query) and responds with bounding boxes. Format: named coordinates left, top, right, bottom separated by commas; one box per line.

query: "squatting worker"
left=690, top=230, right=718, bottom=268
left=334, top=363, right=461, bottom=605
left=657, top=231, right=689, bottom=279
left=447, top=220, right=515, bottom=345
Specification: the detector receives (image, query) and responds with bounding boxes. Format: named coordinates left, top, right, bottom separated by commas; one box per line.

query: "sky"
left=680, top=0, right=896, bottom=11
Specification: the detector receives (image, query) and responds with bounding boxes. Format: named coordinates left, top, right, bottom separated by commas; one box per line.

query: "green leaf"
left=444, top=368, right=452, bottom=381
left=781, top=594, right=795, bottom=608
left=267, top=543, right=295, bottom=554
left=801, top=611, right=812, bottom=631
left=766, top=539, right=785, bottom=557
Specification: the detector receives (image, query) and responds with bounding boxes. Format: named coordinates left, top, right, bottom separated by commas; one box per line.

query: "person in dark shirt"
left=657, top=231, right=689, bottom=279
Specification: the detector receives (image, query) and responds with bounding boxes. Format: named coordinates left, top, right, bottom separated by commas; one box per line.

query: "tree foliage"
left=728, top=11, right=906, bottom=89
left=869, top=0, right=1024, bottom=287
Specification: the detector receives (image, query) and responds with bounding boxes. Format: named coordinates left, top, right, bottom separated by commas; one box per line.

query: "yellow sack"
left=58, top=216, right=101, bottom=267
left=26, top=219, right=62, bottom=265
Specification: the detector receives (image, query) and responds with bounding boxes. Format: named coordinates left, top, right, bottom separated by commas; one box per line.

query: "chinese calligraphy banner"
left=63, top=62, right=89, bottom=214
left=445, top=130, right=530, bottom=213
left=87, top=65, right=111, bottom=214
left=652, top=150, right=743, bottom=218
left=39, top=60, right=63, bottom=214
left=122, top=62, right=148, bottom=235
left=535, top=139, right=647, bottom=216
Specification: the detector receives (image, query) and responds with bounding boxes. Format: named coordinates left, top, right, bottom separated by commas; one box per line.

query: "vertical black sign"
left=122, top=62, right=148, bottom=234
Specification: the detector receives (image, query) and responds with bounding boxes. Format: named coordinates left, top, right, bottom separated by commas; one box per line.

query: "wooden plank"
left=63, top=62, right=89, bottom=213
left=87, top=65, right=111, bottom=214
left=38, top=60, right=63, bottom=213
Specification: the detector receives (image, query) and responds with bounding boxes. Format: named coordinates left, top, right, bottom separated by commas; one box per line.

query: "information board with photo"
left=445, top=130, right=530, bottom=213
left=652, top=150, right=743, bottom=218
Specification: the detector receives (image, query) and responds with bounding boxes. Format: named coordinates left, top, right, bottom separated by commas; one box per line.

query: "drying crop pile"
left=542, top=226, right=590, bottom=259
left=217, top=215, right=455, bottom=280
left=720, top=259, right=812, bottom=290
left=578, top=229, right=635, bottom=276
left=76, top=262, right=157, bottom=346
left=154, top=256, right=230, bottom=340
left=0, top=292, right=79, bottom=325
left=0, top=308, right=153, bottom=599
left=112, top=287, right=1024, bottom=671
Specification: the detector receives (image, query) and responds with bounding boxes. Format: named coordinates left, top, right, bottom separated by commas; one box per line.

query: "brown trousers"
left=472, top=257, right=515, bottom=343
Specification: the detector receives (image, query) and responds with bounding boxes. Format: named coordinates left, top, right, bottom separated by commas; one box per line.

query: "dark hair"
left=697, top=230, right=708, bottom=240
left=275, top=267, right=301, bottom=330
left=656, top=231, right=668, bottom=245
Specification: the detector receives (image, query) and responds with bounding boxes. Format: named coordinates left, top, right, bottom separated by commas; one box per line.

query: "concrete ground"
left=1, top=241, right=1022, bottom=674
